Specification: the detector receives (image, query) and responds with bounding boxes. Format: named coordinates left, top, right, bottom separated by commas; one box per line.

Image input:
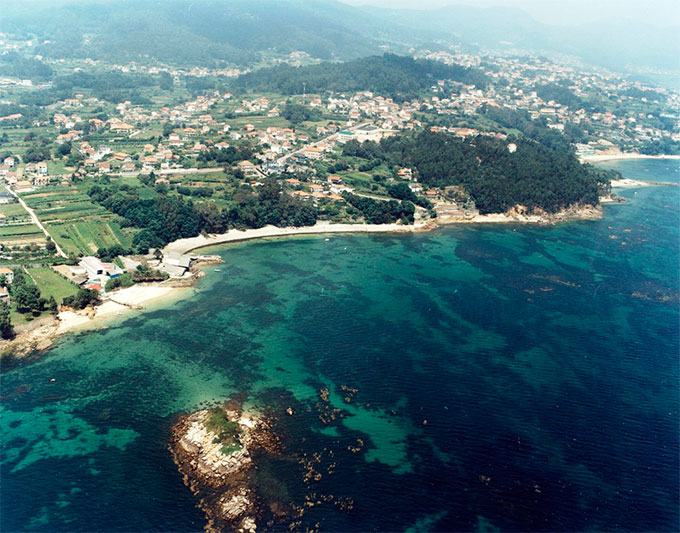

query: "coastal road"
left=7, top=186, right=67, bottom=258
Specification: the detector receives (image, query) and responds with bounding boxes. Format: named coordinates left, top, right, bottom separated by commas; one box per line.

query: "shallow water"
left=1, top=159, right=678, bottom=531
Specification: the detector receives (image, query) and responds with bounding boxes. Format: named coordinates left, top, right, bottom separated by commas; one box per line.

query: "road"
left=6, top=186, right=67, bottom=258
left=275, top=122, right=370, bottom=166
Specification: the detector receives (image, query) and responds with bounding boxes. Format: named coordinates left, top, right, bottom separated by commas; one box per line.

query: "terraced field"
left=20, top=187, right=136, bottom=255
left=0, top=200, right=46, bottom=247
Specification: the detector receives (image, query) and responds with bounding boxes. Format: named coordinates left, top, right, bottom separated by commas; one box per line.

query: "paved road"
left=275, top=122, right=370, bottom=166
left=7, top=187, right=67, bottom=258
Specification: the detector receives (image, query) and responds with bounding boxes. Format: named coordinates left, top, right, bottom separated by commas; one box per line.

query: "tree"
left=62, top=289, right=101, bottom=310
left=0, top=301, right=13, bottom=339
left=13, top=284, right=42, bottom=315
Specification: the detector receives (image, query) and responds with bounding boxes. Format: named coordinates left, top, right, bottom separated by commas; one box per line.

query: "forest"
left=87, top=180, right=318, bottom=253
left=232, top=54, right=490, bottom=101
left=353, top=131, right=614, bottom=214
left=481, top=106, right=588, bottom=153
left=534, top=82, right=585, bottom=110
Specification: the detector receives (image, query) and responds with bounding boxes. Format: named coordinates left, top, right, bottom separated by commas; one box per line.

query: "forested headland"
left=344, top=131, right=615, bottom=214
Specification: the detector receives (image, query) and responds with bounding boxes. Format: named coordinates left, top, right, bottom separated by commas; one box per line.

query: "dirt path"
left=7, top=187, right=67, bottom=258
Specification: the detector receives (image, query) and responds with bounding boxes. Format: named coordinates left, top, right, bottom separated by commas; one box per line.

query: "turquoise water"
left=1, top=160, right=678, bottom=531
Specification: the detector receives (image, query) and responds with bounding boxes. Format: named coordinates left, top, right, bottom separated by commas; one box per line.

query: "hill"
left=231, top=54, right=490, bottom=99
left=2, top=0, right=677, bottom=73
left=0, top=0, right=389, bottom=67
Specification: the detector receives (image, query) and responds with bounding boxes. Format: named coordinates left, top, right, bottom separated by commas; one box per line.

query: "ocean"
left=1, top=159, right=678, bottom=532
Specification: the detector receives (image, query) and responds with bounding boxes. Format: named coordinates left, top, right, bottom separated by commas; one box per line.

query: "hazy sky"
left=340, top=0, right=680, bottom=27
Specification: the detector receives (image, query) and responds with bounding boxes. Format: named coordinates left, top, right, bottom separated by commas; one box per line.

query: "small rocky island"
left=170, top=404, right=281, bottom=532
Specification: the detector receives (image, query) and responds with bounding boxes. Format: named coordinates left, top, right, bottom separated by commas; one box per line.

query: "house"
left=0, top=191, right=16, bottom=205
left=337, top=131, right=354, bottom=143
left=109, top=121, right=134, bottom=133
left=0, top=287, right=9, bottom=301
left=36, top=162, right=48, bottom=176
left=80, top=256, right=109, bottom=278
left=397, top=168, right=413, bottom=180
left=161, top=252, right=192, bottom=277
left=15, top=180, right=33, bottom=192
left=33, top=174, right=50, bottom=187
left=237, top=160, right=260, bottom=178
left=301, top=146, right=323, bottom=160
left=0, top=267, right=14, bottom=283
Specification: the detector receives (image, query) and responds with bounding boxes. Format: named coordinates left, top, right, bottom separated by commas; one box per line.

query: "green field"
left=18, top=186, right=136, bottom=254
left=0, top=224, right=44, bottom=237
left=26, top=266, right=79, bottom=303
left=0, top=202, right=30, bottom=219
left=46, top=219, right=135, bottom=256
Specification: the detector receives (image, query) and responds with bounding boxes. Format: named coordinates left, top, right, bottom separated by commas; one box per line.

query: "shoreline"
left=580, top=153, right=680, bottom=163
left=0, top=200, right=628, bottom=361
left=163, top=205, right=602, bottom=256
left=1, top=283, right=190, bottom=361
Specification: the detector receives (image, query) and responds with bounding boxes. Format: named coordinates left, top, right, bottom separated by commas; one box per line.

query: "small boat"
left=325, top=238, right=330, bottom=242
left=214, top=269, right=221, bottom=272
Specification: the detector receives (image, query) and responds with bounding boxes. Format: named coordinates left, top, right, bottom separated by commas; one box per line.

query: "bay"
left=1, top=159, right=678, bottom=531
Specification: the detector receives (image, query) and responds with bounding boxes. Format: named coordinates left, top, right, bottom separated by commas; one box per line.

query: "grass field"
left=26, top=266, right=79, bottom=303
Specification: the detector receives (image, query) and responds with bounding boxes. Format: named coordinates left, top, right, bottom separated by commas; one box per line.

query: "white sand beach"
left=56, top=284, right=182, bottom=335
left=163, top=221, right=430, bottom=255
left=580, top=153, right=680, bottom=163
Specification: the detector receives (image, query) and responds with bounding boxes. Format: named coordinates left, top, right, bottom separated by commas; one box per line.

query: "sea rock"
left=170, top=406, right=280, bottom=532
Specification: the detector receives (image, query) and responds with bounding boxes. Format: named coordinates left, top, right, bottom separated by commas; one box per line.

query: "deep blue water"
left=1, top=159, right=678, bottom=532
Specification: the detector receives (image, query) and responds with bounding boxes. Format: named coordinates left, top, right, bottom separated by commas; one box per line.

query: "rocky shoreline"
left=169, top=404, right=282, bottom=532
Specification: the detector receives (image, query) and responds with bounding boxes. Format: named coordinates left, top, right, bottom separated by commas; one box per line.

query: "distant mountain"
left=0, top=0, right=394, bottom=66
left=360, top=5, right=680, bottom=72
left=1, top=0, right=678, bottom=73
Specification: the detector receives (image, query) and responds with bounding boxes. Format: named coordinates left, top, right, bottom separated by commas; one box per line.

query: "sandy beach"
left=610, top=178, right=652, bottom=188
left=580, top=153, right=680, bottom=163
left=0, top=284, right=186, bottom=359
left=163, top=221, right=431, bottom=255
left=56, top=284, right=181, bottom=335
left=164, top=207, right=604, bottom=256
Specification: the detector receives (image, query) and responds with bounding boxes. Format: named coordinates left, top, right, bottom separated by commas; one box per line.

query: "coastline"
left=163, top=205, right=601, bottom=256
left=1, top=284, right=189, bottom=360
left=0, top=202, right=615, bottom=361
left=580, top=153, right=680, bottom=163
